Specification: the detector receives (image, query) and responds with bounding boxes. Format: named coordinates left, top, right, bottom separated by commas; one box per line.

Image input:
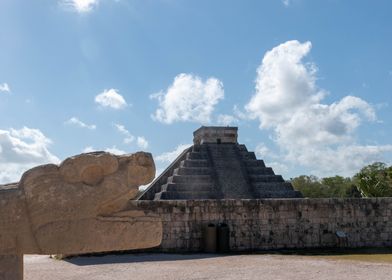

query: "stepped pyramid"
left=139, top=126, right=301, bottom=200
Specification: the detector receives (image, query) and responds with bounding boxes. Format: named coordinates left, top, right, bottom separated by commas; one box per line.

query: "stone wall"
left=133, top=198, right=392, bottom=252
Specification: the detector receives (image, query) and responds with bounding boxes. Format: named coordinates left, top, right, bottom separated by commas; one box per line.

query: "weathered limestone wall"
left=193, top=126, right=238, bottom=144
left=133, top=198, right=392, bottom=252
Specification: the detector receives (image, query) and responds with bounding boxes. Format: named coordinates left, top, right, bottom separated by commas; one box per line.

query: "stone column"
left=0, top=253, right=23, bottom=280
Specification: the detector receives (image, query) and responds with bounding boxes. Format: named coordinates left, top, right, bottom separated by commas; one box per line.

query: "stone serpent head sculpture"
left=0, top=151, right=162, bottom=279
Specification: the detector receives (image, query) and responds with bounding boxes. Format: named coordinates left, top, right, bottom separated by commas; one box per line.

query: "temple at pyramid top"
left=193, top=126, right=238, bottom=144
left=138, top=126, right=302, bottom=200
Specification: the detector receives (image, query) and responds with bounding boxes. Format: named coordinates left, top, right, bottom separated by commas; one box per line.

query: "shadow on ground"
left=264, top=247, right=392, bottom=256
left=65, top=253, right=223, bottom=266
left=65, top=247, right=392, bottom=266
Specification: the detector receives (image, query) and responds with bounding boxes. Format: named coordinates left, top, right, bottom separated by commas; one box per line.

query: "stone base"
left=0, top=254, right=23, bottom=280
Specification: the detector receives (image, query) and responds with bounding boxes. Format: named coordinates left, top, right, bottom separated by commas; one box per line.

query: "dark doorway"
left=217, top=138, right=221, bottom=144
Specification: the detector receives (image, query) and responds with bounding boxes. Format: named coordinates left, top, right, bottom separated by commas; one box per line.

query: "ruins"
left=1, top=126, right=391, bottom=278
left=139, top=126, right=301, bottom=200
left=0, top=151, right=162, bottom=280
left=135, top=127, right=392, bottom=253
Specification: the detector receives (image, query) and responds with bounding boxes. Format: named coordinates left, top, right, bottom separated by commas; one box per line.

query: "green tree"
left=321, top=176, right=360, bottom=198
left=354, top=162, right=392, bottom=197
left=291, top=175, right=326, bottom=198
left=291, top=175, right=359, bottom=198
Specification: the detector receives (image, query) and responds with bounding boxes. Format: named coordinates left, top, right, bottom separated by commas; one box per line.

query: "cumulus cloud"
left=151, top=73, right=224, bottom=124
left=155, top=144, right=191, bottom=163
left=65, top=117, right=96, bottom=130
left=269, top=161, right=289, bottom=176
left=82, top=146, right=95, bottom=153
left=113, top=124, right=148, bottom=149
left=114, top=123, right=135, bottom=144
left=105, top=146, right=127, bottom=155
left=0, top=127, right=60, bottom=184
left=62, top=0, right=98, bottom=13
left=254, top=143, right=270, bottom=158
left=0, top=83, right=10, bottom=93
left=95, top=89, right=128, bottom=110
left=136, top=136, right=149, bottom=149
left=245, top=40, right=392, bottom=177
left=82, top=145, right=127, bottom=155
left=293, top=144, right=392, bottom=176
left=216, top=114, right=238, bottom=126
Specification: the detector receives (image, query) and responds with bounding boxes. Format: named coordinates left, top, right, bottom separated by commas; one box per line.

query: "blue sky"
left=1, top=0, right=392, bottom=184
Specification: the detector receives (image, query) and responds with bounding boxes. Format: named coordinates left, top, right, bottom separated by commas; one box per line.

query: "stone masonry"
left=134, top=198, right=392, bottom=252
left=139, top=126, right=301, bottom=200
left=0, top=152, right=162, bottom=280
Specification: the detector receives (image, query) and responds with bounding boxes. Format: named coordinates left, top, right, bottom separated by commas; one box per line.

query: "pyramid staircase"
left=139, top=139, right=301, bottom=200
left=154, top=144, right=219, bottom=200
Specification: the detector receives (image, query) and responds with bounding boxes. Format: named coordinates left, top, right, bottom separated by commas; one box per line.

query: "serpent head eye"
left=60, top=152, right=119, bottom=184
left=81, top=165, right=104, bottom=185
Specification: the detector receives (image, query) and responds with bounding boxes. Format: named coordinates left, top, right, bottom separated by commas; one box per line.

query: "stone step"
left=249, top=174, right=284, bottom=183
left=174, top=167, right=212, bottom=176
left=211, top=155, right=238, bottom=162
left=213, top=160, right=237, bottom=164
left=212, top=155, right=237, bottom=162
left=186, top=152, right=208, bottom=160
left=156, top=191, right=220, bottom=200
left=239, top=151, right=256, bottom=160
left=168, top=175, right=212, bottom=184
left=192, top=145, right=209, bottom=153
left=237, top=144, right=248, bottom=152
left=246, top=166, right=274, bottom=175
left=252, top=182, right=294, bottom=191
left=180, top=159, right=209, bottom=168
left=192, top=145, right=201, bottom=152
left=208, top=145, right=236, bottom=150
left=161, top=183, right=215, bottom=192
left=244, top=160, right=266, bottom=168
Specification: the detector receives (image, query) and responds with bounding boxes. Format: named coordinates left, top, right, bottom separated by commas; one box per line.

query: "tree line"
left=290, top=162, right=392, bottom=198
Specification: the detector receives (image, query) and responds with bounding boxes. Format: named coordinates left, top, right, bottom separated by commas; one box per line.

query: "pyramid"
left=139, top=126, right=301, bottom=200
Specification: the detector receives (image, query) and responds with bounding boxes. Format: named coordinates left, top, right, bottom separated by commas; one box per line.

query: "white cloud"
left=113, top=124, right=147, bottom=149
left=114, top=123, right=129, bottom=135
left=105, top=146, right=127, bottom=155
left=293, top=144, right=392, bottom=176
left=216, top=114, right=238, bottom=126
left=151, top=73, right=224, bottom=124
left=95, top=89, right=128, bottom=110
left=245, top=40, right=391, bottom=177
left=0, top=83, right=10, bottom=93
left=254, top=143, right=270, bottom=158
left=62, top=0, right=98, bottom=13
left=246, top=41, right=327, bottom=129
left=269, top=161, right=289, bottom=176
left=233, top=105, right=249, bottom=120
left=155, top=144, right=191, bottom=163
left=282, top=0, right=291, bottom=6
left=123, top=137, right=134, bottom=144
left=136, top=136, right=149, bottom=149
left=82, top=146, right=95, bottom=153
left=82, top=145, right=127, bottom=155
left=114, top=123, right=135, bottom=144
left=0, top=127, right=60, bottom=184
left=65, top=117, right=96, bottom=130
